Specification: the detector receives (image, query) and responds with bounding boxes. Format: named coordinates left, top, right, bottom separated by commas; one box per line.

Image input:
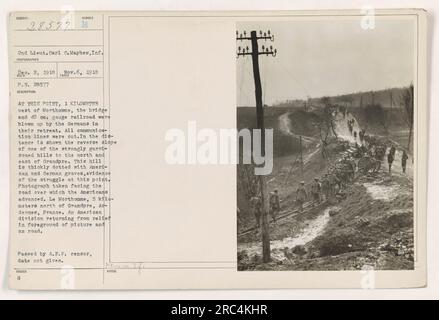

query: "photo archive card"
left=8, top=9, right=427, bottom=289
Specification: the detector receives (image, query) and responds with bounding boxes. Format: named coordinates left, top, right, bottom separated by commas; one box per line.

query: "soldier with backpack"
left=387, top=150, right=394, bottom=173
left=296, top=181, right=308, bottom=213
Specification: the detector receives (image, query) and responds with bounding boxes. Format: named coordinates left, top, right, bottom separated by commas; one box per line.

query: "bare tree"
left=321, top=96, right=338, bottom=137
left=316, top=96, right=338, bottom=159
left=317, top=120, right=331, bottom=159
left=238, top=164, right=259, bottom=200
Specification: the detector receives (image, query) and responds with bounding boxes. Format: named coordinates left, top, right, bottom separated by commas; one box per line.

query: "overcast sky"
left=237, top=18, right=415, bottom=106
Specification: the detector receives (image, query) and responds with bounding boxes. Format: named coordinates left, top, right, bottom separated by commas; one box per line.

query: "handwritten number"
left=26, top=20, right=72, bottom=31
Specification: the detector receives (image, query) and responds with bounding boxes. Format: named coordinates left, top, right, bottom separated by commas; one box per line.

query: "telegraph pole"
left=237, top=29, right=277, bottom=263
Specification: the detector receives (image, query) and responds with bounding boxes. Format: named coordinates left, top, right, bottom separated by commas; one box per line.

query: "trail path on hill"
left=334, top=113, right=363, bottom=145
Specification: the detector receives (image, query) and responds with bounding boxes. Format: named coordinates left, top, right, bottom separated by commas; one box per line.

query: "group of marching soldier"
left=250, top=153, right=357, bottom=227
left=294, top=154, right=357, bottom=213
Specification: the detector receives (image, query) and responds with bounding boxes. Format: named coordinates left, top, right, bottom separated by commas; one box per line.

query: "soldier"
left=359, top=154, right=370, bottom=174
left=338, top=168, right=349, bottom=189
left=347, top=157, right=356, bottom=181
left=387, top=150, right=394, bottom=173
left=360, top=143, right=367, bottom=156
left=332, top=173, right=342, bottom=194
left=296, top=181, right=308, bottom=212
left=321, top=174, right=331, bottom=202
left=269, top=189, right=280, bottom=223
left=311, top=177, right=322, bottom=206
left=402, top=150, right=409, bottom=173
left=250, top=195, right=262, bottom=228
left=375, top=145, right=385, bottom=161
left=327, top=173, right=334, bottom=196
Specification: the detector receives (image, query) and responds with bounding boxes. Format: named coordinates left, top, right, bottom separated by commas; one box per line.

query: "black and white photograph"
left=237, top=17, right=417, bottom=271
left=2, top=5, right=432, bottom=296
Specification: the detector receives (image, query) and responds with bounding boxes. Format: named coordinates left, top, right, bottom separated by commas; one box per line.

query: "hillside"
left=239, top=85, right=413, bottom=151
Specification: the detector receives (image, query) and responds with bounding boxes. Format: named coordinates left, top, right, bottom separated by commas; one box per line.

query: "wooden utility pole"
left=237, top=29, right=277, bottom=263
left=390, top=89, right=393, bottom=110
left=299, top=135, right=304, bottom=175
